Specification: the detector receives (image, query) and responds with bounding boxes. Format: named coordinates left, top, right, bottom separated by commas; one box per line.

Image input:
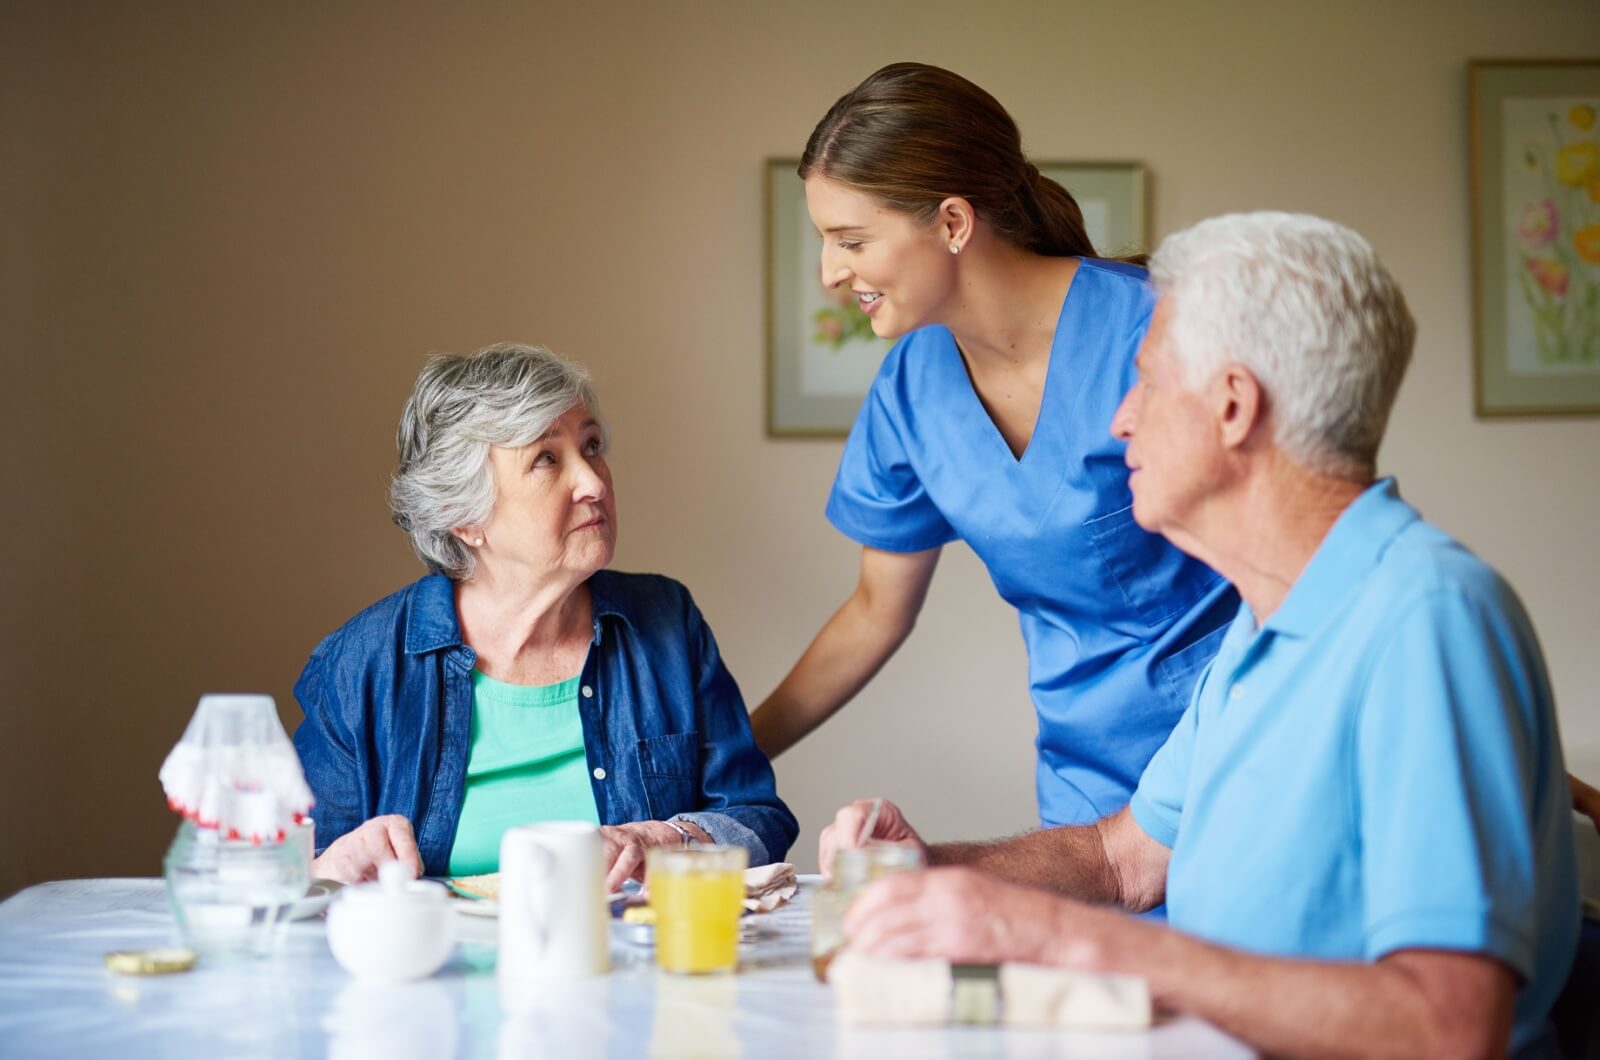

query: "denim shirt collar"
left=402, top=570, right=639, bottom=655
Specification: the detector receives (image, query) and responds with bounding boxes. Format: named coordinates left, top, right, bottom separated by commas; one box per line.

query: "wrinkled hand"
left=600, top=822, right=690, bottom=893
left=311, top=815, right=422, bottom=884
left=844, top=866, right=1117, bottom=969
left=818, top=798, right=928, bottom=879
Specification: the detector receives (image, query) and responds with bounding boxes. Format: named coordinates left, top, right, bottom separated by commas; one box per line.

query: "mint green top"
left=446, top=670, right=600, bottom=876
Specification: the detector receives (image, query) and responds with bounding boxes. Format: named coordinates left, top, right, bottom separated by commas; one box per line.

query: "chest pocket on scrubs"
left=635, top=731, right=702, bottom=821
left=1085, top=504, right=1220, bottom=630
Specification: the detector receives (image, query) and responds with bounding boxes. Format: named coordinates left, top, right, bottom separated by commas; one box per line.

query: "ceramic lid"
left=339, top=861, right=447, bottom=910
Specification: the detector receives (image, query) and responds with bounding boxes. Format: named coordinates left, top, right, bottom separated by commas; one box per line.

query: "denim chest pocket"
left=1085, top=504, right=1219, bottom=630
left=635, top=731, right=702, bottom=821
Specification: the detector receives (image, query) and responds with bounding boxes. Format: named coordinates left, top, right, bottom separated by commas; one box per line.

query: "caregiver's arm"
left=1572, top=772, right=1600, bottom=834
left=750, top=545, right=940, bottom=758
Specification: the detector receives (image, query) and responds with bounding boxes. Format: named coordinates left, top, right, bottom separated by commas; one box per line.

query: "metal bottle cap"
left=104, top=947, right=198, bottom=975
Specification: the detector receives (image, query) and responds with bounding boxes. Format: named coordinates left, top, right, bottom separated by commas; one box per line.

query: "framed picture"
left=1469, top=60, right=1600, bottom=417
left=765, top=159, right=1149, bottom=437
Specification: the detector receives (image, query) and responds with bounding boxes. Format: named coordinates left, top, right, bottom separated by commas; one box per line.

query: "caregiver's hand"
left=312, top=814, right=423, bottom=884
left=602, top=821, right=711, bottom=892
left=818, top=798, right=928, bottom=880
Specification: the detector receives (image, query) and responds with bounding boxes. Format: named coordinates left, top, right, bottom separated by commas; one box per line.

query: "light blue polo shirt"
left=1130, top=479, right=1579, bottom=1051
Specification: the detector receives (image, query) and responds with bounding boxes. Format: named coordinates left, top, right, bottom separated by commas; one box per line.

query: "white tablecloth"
left=0, top=877, right=1253, bottom=1059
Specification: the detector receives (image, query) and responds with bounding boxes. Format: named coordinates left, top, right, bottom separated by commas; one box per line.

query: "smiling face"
left=804, top=175, right=957, bottom=340
left=1110, top=298, right=1222, bottom=539
left=471, top=403, right=617, bottom=584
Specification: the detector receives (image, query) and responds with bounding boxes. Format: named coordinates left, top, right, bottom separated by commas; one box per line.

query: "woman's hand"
left=818, top=798, right=928, bottom=880
left=311, top=814, right=423, bottom=884
left=600, top=821, right=710, bottom=892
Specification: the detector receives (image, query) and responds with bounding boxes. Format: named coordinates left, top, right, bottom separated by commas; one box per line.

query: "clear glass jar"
left=164, top=819, right=308, bottom=959
left=810, top=841, right=924, bottom=981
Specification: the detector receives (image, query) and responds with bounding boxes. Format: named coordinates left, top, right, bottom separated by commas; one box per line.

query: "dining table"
left=0, top=874, right=1256, bottom=1059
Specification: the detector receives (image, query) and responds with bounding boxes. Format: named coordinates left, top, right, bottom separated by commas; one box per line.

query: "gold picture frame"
left=1468, top=59, right=1600, bottom=417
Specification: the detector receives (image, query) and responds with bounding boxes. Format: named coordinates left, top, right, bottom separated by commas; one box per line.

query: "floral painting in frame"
left=765, top=159, right=1148, bottom=436
left=1470, top=59, right=1600, bottom=416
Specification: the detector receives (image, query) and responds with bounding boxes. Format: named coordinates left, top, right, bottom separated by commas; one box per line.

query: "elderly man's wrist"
left=1037, top=898, right=1118, bottom=971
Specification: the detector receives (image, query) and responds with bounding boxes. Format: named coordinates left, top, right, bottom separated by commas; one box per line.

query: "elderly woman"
left=293, top=343, right=797, bottom=889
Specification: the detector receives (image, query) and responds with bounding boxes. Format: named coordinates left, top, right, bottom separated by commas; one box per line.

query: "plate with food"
left=447, top=873, right=641, bottom=918
left=447, top=873, right=501, bottom=917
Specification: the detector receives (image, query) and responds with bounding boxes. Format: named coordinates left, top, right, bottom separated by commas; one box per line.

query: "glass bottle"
left=810, top=841, right=924, bottom=981
left=164, top=819, right=309, bottom=959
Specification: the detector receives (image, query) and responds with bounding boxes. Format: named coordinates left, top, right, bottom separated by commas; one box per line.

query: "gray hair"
left=1149, top=212, right=1415, bottom=478
left=389, top=342, right=607, bottom=580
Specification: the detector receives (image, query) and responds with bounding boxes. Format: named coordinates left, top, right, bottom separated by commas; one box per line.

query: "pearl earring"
left=473, top=538, right=484, bottom=546
left=949, top=243, right=960, bottom=255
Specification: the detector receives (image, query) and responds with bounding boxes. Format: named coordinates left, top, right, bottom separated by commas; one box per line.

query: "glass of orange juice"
left=647, top=846, right=748, bottom=975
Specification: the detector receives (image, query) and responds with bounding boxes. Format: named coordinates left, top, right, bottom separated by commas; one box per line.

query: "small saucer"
left=289, top=878, right=343, bottom=920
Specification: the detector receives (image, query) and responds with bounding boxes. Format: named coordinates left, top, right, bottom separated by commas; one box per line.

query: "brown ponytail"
left=801, top=63, right=1146, bottom=266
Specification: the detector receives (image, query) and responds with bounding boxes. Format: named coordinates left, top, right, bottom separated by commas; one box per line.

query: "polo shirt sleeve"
left=1128, top=683, right=1204, bottom=848
left=824, top=353, right=956, bottom=553
left=1355, top=587, right=1544, bottom=976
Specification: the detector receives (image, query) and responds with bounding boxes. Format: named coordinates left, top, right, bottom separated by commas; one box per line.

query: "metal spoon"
left=858, top=797, right=884, bottom=845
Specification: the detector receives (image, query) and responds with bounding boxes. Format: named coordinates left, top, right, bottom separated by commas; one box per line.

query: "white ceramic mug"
left=498, top=822, right=610, bottom=982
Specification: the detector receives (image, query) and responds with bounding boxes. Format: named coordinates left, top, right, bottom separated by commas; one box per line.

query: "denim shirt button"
left=593, top=767, right=607, bottom=781
left=581, top=685, right=593, bottom=698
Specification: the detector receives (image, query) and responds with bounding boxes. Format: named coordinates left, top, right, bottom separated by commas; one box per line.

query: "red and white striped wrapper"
left=158, top=694, right=314, bottom=844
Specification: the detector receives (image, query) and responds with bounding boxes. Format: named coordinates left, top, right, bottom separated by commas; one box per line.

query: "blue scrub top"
left=1130, top=479, right=1579, bottom=1052
left=826, top=259, right=1238, bottom=826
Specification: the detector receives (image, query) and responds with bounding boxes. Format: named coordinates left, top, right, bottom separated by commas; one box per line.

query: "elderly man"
left=826, top=213, right=1580, bottom=1057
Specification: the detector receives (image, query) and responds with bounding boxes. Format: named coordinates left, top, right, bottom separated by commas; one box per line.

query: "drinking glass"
left=810, top=840, right=924, bottom=981
left=647, top=846, right=747, bottom=975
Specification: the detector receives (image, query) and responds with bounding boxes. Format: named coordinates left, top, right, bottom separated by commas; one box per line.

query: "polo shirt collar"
left=402, top=569, right=639, bottom=654
left=1262, top=477, right=1419, bottom=639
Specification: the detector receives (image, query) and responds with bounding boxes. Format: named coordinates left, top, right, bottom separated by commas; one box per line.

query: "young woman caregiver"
left=747, top=62, right=1238, bottom=830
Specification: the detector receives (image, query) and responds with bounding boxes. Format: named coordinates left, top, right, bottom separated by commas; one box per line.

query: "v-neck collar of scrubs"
left=951, top=258, right=1082, bottom=467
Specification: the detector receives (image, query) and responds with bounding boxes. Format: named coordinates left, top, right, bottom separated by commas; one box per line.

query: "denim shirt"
left=292, top=570, right=798, bottom=875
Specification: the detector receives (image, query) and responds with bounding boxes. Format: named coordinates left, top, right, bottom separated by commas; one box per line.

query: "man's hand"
left=311, top=814, right=423, bottom=884
left=843, top=866, right=1118, bottom=969
left=601, top=821, right=708, bottom=892
left=818, top=798, right=928, bottom=879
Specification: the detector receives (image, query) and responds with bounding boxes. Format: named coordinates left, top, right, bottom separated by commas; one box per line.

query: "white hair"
left=389, top=343, right=607, bottom=580
left=1149, top=212, right=1415, bottom=478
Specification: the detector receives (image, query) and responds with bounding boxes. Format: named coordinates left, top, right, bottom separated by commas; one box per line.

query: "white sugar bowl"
left=327, top=861, right=455, bottom=982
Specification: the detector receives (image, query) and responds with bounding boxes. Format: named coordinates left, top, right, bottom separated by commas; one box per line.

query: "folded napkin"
left=742, top=862, right=797, bottom=912
left=999, top=962, right=1151, bottom=1030
left=829, top=951, right=1152, bottom=1030
left=830, top=952, right=951, bottom=1025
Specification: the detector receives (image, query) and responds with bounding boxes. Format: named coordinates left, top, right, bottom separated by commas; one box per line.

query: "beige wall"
left=3, top=1, right=1597, bottom=893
